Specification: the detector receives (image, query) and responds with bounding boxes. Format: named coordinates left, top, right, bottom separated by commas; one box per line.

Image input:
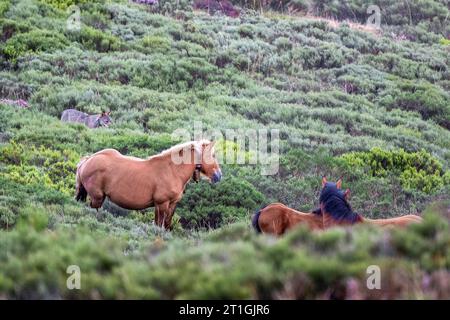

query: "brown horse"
left=252, top=203, right=323, bottom=236
left=252, top=177, right=422, bottom=236
left=75, top=140, right=222, bottom=229
left=319, top=177, right=423, bottom=229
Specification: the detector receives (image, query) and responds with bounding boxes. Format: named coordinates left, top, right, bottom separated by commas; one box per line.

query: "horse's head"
left=321, top=176, right=350, bottom=200
left=170, top=140, right=222, bottom=183
left=96, top=111, right=112, bottom=127
left=320, top=176, right=359, bottom=223
left=195, top=140, right=222, bottom=184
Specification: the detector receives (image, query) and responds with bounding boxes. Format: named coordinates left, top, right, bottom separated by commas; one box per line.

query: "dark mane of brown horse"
left=320, top=182, right=362, bottom=224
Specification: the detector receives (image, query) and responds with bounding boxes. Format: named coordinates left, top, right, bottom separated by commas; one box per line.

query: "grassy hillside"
left=0, top=0, right=449, bottom=299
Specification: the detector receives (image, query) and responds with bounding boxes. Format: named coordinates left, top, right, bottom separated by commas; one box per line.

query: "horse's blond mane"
left=152, top=140, right=212, bottom=158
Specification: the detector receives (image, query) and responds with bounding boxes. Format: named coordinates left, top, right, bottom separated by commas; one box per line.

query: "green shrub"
left=440, top=38, right=450, bottom=46
left=67, top=26, right=123, bottom=52
left=0, top=0, right=10, bottom=17
left=0, top=142, right=79, bottom=195
left=0, top=18, right=31, bottom=42
left=140, top=35, right=172, bottom=53
left=0, top=205, right=15, bottom=228
left=39, top=0, right=90, bottom=10
left=341, top=148, right=449, bottom=193
left=1, top=29, right=68, bottom=61
left=177, top=176, right=266, bottom=229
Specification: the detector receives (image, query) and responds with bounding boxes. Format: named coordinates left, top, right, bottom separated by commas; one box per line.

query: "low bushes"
left=177, top=175, right=266, bottom=229
left=66, top=26, right=123, bottom=52
left=1, top=29, right=68, bottom=62
left=0, top=209, right=449, bottom=299
left=0, top=141, right=79, bottom=195
left=341, top=148, right=450, bottom=193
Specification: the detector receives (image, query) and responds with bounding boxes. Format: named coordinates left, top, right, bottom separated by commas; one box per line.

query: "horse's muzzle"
left=212, top=170, right=222, bottom=183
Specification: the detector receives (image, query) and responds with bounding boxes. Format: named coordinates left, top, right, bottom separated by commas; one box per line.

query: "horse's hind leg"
left=89, top=192, right=105, bottom=210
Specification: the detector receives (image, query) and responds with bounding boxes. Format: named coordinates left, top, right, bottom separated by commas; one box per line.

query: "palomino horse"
left=75, top=140, right=222, bottom=229
left=252, top=203, right=323, bottom=236
left=319, top=177, right=423, bottom=228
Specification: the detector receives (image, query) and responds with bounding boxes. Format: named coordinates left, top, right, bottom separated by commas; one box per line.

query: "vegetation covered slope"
left=0, top=0, right=449, bottom=298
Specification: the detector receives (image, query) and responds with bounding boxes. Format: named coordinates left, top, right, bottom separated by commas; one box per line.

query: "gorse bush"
left=66, top=26, right=123, bottom=52
left=39, top=0, right=92, bottom=10
left=1, top=29, right=68, bottom=61
left=341, top=148, right=449, bottom=193
left=177, top=175, right=266, bottom=229
left=0, top=141, right=79, bottom=195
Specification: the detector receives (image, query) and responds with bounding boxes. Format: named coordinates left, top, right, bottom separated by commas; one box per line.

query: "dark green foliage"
left=377, top=81, right=450, bottom=129
left=66, top=26, right=123, bottom=52
left=1, top=29, right=68, bottom=61
left=177, top=175, right=266, bottom=229
left=341, top=148, right=449, bottom=193
left=1, top=209, right=449, bottom=299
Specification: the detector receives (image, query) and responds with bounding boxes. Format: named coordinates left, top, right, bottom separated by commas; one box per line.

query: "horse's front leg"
left=154, top=202, right=170, bottom=229
left=154, top=206, right=161, bottom=227
left=163, top=202, right=178, bottom=230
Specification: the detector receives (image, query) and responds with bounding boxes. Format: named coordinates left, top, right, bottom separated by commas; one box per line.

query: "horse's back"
left=403, top=214, right=423, bottom=223
left=258, top=203, right=322, bottom=235
left=265, top=203, right=288, bottom=210
left=92, top=148, right=122, bottom=158
left=365, top=214, right=423, bottom=227
left=91, top=149, right=148, bottom=163
left=258, top=203, right=290, bottom=235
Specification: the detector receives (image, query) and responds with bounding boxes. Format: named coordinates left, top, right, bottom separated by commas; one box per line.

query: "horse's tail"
left=252, top=205, right=267, bottom=233
left=76, top=183, right=88, bottom=202
left=75, top=156, right=90, bottom=202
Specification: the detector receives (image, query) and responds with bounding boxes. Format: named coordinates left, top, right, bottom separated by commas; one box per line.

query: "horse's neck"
left=156, top=153, right=196, bottom=184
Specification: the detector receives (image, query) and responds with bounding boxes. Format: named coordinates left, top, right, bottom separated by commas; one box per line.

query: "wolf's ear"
left=322, top=176, right=327, bottom=187
left=336, top=179, right=342, bottom=189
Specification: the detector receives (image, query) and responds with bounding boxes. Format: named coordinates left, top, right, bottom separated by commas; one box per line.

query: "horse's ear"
left=336, top=179, right=342, bottom=189
left=322, top=176, right=327, bottom=187
left=344, top=189, right=351, bottom=199
left=210, top=140, right=216, bottom=147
